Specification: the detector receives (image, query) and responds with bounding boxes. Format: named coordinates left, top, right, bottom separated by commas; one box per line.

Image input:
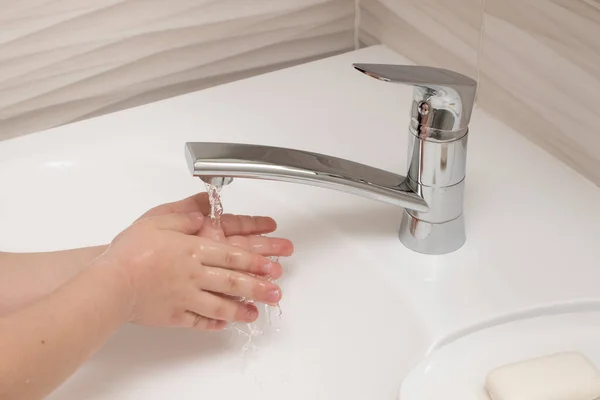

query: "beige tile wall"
left=360, top=0, right=600, bottom=187
left=3, top=0, right=599, bottom=187
left=0, top=0, right=355, bottom=140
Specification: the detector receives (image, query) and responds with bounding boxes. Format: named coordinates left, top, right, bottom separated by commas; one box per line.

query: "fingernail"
left=244, top=306, right=258, bottom=322
left=267, top=288, right=281, bottom=303
left=262, top=261, right=274, bottom=274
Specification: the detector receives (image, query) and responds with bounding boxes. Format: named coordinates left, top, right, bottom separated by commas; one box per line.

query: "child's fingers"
left=180, top=311, right=227, bottom=331
left=189, top=291, right=259, bottom=323
left=220, top=215, right=277, bottom=236
left=196, top=266, right=281, bottom=305
left=226, top=235, right=294, bottom=258
left=190, top=237, right=274, bottom=276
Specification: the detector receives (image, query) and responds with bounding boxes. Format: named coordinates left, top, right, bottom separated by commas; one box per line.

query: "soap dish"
left=400, top=311, right=600, bottom=400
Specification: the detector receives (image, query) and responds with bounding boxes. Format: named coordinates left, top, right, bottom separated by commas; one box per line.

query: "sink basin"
left=1, top=45, right=600, bottom=399
left=0, top=135, right=432, bottom=399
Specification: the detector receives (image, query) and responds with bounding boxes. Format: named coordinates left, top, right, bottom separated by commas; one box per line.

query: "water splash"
left=202, top=182, right=283, bottom=360
left=266, top=255, right=283, bottom=327
left=231, top=300, right=264, bottom=357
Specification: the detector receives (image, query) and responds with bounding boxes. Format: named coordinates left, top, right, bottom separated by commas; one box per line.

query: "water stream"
left=205, top=181, right=224, bottom=226
left=203, top=180, right=283, bottom=358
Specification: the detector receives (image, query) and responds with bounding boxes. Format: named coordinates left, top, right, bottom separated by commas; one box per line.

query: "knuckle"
left=227, top=237, right=243, bottom=248
left=194, top=320, right=209, bottom=330
left=179, top=293, right=193, bottom=307
left=212, top=303, right=228, bottom=319
left=245, top=216, right=257, bottom=231
left=224, top=251, right=238, bottom=267
left=196, top=238, right=207, bottom=253
left=187, top=246, right=199, bottom=259
left=189, top=269, right=203, bottom=281
left=170, top=310, right=187, bottom=326
left=191, top=315, right=204, bottom=328
left=226, top=273, right=239, bottom=291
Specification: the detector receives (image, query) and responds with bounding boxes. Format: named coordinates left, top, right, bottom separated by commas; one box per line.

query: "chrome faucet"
left=184, top=64, right=477, bottom=255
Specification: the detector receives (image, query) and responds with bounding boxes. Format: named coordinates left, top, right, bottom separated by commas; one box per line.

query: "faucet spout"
left=185, top=142, right=428, bottom=212
left=184, top=62, right=475, bottom=255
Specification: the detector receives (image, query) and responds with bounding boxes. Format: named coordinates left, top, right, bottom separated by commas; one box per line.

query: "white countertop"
left=1, top=44, right=600, bottom=399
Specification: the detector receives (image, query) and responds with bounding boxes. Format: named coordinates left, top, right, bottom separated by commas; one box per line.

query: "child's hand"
left=139, top=192, right=294, bottom=260
left=94, top=211, right=282, bottom=331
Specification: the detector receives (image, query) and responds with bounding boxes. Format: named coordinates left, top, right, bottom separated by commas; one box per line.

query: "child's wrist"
left=86, top=256, right=136, bottom=324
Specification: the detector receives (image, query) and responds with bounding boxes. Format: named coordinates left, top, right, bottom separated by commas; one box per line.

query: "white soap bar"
left=486, top=352, right=600, bottom=400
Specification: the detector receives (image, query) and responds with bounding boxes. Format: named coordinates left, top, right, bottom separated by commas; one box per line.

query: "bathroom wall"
left=359, top=0, right=600, bottom=187
left=0, top=0, right=355, bottom=141
left=4, top=0, right=600, bottom=187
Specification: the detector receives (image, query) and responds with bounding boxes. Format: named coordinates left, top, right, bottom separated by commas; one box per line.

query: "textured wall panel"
left=360, top=0, right=600, bottom=187
left=0, top=0, right=355, bottom=140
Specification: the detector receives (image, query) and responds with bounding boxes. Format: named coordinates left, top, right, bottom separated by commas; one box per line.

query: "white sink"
left=1, top=45, right=600, bottom=399
left=0, top=136, right=431, bottom=399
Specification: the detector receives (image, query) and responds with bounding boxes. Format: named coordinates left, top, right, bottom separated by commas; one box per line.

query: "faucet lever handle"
left=353, top=63, right=477, bottom=134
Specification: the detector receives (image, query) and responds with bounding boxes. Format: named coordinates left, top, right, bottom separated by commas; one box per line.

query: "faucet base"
left=399, top=210, right=465, bottom=255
